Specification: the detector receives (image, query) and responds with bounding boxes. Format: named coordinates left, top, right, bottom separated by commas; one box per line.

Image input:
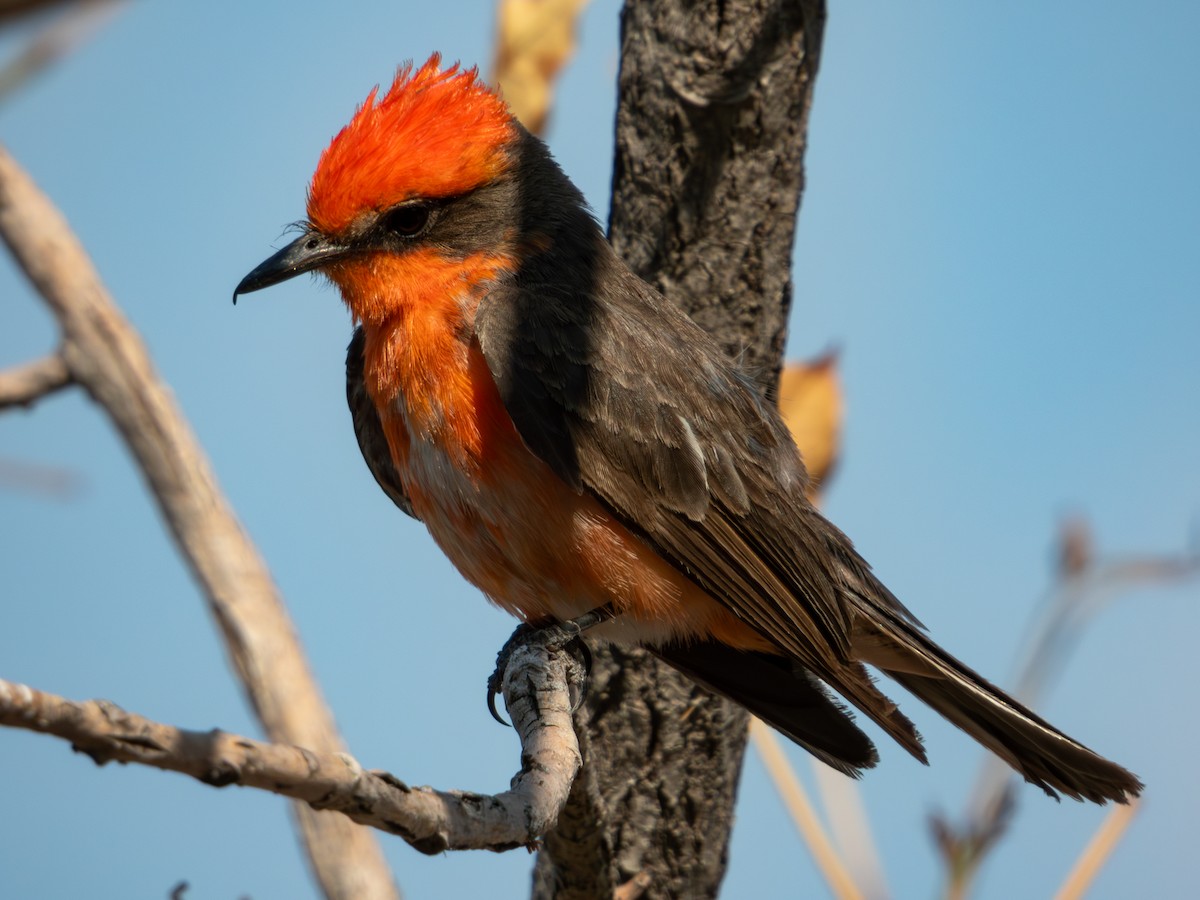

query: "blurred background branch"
left=749, top=716, right=864, bottom=900
left=0, top=351, right=70, bottom=408
left=774, top=356, right=1197, bottom=900
left=0, top=141, right=399, bottom=900
left=0, top=0, right=123, bottom=103
left=1053, top=798, right=1141, bottom=900
left=934, top=516, right=1197, bottom=899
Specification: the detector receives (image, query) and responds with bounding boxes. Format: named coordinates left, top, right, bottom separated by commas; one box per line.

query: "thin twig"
left=1052, top=798, right=1141, bottom=900
left=750, top=718, right=864, bottom=900
left=0, top=0, right=124, bottom=103
left=0, top=143, right=397, bottom=900
left=0, top=640, right=582, bottom=852
left=937, top=519, right=1197, bottom=900
left=0, top=351, right=71, bottom=408
left=811, top=759, right=889, bottom=900
left=0, top=1, right=77, bottom=27
left=967, top=549, right=1199, bottom=830
left=0, top=455, right=81, bottom=498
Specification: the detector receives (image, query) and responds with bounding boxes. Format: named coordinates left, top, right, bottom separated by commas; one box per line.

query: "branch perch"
left=0, top=143, right=396, bottom=899
left=0, top=635, right=582, bottom=853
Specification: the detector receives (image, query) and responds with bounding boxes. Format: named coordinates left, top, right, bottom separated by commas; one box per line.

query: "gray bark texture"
left=530, top=1, right=826, bottom=898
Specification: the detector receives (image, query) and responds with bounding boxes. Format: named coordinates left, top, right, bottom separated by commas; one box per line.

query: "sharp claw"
left=487, top=685, right=511, bottom=727
left=486, top=605, right=614, bottom=723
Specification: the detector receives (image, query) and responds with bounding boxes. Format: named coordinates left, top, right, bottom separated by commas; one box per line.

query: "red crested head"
left=306, top=55, right=516, bottom=236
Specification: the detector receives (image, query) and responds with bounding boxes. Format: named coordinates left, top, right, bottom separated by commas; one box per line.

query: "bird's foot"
left=487, top=604, right=616, bottom=726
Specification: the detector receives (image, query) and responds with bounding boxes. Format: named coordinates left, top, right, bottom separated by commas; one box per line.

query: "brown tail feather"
left=817, top=658, right=928, bottom=765
left=860, top=616, right=1142, bottom=803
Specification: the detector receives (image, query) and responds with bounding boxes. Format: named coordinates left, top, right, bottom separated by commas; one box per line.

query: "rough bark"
left=532, top=1, right=826, bottom=897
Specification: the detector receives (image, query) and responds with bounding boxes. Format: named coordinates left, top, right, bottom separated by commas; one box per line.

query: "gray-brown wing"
left=474, top=263, right=923, bottom=759
left=346, top=327, right=420, bottom=520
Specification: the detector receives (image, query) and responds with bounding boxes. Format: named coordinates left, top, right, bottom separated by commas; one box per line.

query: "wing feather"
left=346, top=327, right=420, bottom=520
left=475, top=257, right=925, bottom=759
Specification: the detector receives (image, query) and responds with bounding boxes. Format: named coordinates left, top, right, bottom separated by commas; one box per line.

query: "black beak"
left=233, top=231, right=350, bottom=303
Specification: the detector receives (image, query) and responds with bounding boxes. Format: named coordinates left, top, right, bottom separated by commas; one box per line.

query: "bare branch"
left=810, top=759, right=889, bottom=900
left=749, top=718, right=863, bottom=900
left=0, top=455, right=81, bottom=498
left=0, top=0, right=125, bottom=103
left=934, top=521, right=1198, bottom=900
left=0, top=639, right=582, bottom=853
left=0, top=351, right=71, bottom=409
left=0, top=0, right=75, bottom=27
left=0, top=143, right=397, bottom=899
left=1052, top=798, right=1141, bottom=900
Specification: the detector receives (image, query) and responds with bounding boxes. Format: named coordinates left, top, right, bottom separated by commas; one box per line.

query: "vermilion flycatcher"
left=235, top=57, right=1139, bottom=803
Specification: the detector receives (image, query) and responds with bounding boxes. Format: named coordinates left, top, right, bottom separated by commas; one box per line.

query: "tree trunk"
left=531, top=1, right=827, bottom=897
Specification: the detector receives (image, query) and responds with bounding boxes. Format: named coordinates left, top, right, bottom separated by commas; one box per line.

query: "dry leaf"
left=492, top=0, right=590, bottom=135
left=779, top=349, right=843, bottom=500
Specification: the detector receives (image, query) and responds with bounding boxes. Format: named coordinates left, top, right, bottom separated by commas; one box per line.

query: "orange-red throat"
left=300, top=55, right=523, bottom=454
left=325, top=248, right=516, bottom=448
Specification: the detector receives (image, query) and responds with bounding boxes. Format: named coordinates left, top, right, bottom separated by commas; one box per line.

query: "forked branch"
left=0, top=351, right=71, bottom=409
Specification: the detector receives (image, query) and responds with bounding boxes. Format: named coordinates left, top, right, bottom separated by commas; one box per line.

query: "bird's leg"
left=487, top=604, right=616, bottom=726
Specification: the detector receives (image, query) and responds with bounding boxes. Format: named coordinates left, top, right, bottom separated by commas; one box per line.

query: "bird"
left=234, top=55, right=1140, bottom=804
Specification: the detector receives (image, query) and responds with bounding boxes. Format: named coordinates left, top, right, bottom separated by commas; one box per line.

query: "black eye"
left=381, top=204, right=431, bottom=238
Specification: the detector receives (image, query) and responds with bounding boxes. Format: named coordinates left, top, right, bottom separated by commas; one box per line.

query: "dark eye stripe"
left=380, top=204, right=431, bottom=237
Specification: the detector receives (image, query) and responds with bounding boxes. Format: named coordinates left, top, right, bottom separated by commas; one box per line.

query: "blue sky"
left=1, top=2, right=1197, bottom=898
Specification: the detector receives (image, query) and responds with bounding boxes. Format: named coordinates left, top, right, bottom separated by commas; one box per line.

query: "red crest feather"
left=307, top=54, right=515, bottom=234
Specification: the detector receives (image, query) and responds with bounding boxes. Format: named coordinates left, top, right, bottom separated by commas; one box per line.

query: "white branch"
left=0, top=638, right=581, bottom=851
